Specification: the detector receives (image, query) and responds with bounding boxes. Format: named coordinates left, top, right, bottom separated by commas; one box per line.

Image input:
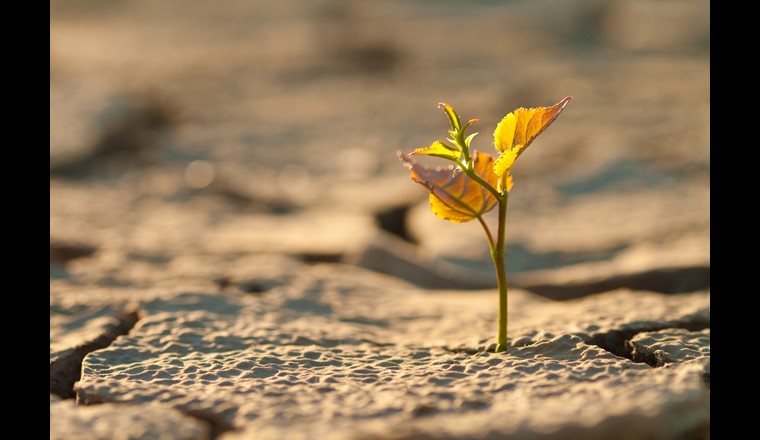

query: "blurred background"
left=50, top=0, right=709, bottom=298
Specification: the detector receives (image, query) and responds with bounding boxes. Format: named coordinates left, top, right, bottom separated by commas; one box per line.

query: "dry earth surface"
left=51, top=0, right=709, bottom=438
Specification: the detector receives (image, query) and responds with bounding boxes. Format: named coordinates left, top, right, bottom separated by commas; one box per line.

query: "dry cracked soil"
left=51, top=0, right=709, bottom=439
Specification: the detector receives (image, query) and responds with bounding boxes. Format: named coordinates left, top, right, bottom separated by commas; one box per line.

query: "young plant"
left=398, top=97, right=571, bottom=353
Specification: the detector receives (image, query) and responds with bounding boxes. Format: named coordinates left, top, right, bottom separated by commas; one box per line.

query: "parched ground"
left=51, top=0, right=709, bottom=438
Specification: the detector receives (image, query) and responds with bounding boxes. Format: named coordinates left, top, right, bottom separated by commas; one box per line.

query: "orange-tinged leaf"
left=411, top=141, right=461, bottom=161
left=463, top=118, right=479, bottom=132
left=399, top=150, right=499, bottom=223
left=493, top=96, right=572, bottom=175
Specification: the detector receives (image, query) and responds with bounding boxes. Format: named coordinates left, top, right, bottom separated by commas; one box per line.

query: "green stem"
left=459, top=136, right=471, bottom=163
left=454, top=156, right=508, bottom=352
left=475, top=215, right=495, bottom=252
left=493, top=193, right=509, bottom=353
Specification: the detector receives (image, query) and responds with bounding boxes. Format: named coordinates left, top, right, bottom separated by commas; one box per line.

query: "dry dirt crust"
left=51, top=1, right=709, bottom=439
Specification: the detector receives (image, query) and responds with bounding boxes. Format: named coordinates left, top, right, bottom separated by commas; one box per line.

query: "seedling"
left=399, top=97, right=571, bottom=352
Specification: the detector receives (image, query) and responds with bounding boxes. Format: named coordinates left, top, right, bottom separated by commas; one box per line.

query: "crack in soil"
left=521, top=265, right=710, bottom=299
left=183, top=408, right=236, bottom=440
left=442, top=312, right=710, bottom=366
left=586, top=315, right=709, bottom=372
left=50, top=309, right=140, bottom=399
left=374, top=203, right=416, bottom=244
left=50, top=241, right=98, bottom=264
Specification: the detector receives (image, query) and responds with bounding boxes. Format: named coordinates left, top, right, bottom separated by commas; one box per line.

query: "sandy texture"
left=628, top=329, right=710, bottom=366
left=50, top=395, right=209, bottom=440
left=627, top=328, right=710, bottom=384
left=50, top=301, right=139, bottom=398
left=51, top=0, right=709, bottom=438
left=65, top=258, right=709, bottom=439
left=50, top=0, right=709, bottom=286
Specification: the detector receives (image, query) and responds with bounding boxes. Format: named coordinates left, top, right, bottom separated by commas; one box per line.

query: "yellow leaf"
left=493, top=96, right=572, bottom=175
left=410, top=141, right=461, bottom=161
left=399, top=150, right=499, bottom=223
left=493, top=149, right=518, bottom=177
